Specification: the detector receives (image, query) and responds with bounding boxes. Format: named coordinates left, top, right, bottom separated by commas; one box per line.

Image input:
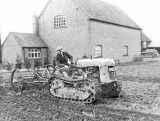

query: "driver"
left=55, top=46, right=73, bottom=67
left=55, top=46, right=73, bottom=79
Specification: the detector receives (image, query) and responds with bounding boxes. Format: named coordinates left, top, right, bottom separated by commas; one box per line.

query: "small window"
left=28, top=48, right=41, bottom=58
left=54, top=15, right=66, bottom=28
left=35, top=53, right=37, bottom=57
left=94, top=45, right=102, bottom=58
left=123, top=46, right=128, bottom=56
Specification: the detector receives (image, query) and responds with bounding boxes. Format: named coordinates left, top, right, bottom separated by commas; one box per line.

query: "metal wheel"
left=48, top=77, right=57, bottom=96
left=11, top=69, right=26, bottom=92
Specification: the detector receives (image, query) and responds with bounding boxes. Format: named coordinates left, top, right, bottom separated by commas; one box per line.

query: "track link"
left=50, top=92, right=96, bottom=104
left=48, top=77, right=97, bottom=104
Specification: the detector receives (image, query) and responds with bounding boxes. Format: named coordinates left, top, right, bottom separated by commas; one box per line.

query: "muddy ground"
left=1, top=60, right=160, bottom=121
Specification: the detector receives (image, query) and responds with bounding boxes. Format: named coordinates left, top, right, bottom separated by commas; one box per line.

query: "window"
left=94, top=45, right=102, bottom=58
left=123, top=46, right=128, bottom=56
left=28, top=48, right=41, bottom=58
left=54, top=16, right=66, bottom=28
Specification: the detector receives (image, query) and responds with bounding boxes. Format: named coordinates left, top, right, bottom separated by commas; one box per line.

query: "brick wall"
left=2, top=35, right=23, bottom=65
left=38, top=0, right=141, bottom=63
left=89, top=20, right=141, bottom=62
left=38, top=0, right=90, bottom=62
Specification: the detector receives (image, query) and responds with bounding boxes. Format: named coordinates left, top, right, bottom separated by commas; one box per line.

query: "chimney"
left=32, top=13, right=39, bottom=36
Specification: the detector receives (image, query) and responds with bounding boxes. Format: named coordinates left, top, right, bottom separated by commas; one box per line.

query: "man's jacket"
left=56, top=51, right=73, bottom=66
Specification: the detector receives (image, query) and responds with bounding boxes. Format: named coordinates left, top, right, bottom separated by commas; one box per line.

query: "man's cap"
left=56, top=46, right=63, bottom=51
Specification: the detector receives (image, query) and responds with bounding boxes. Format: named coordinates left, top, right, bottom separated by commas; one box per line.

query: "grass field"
left=0, top=61, right=160, bottom=121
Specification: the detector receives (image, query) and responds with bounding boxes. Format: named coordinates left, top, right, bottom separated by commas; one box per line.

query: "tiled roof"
left=10, top=32, right=47, bottom=48
left=73, top=0, right=141, bottom=29
left=142, top=32, right=152, bottom=42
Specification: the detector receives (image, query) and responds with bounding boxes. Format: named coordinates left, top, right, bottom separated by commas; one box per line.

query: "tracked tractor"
left=48, top=58, right=122, bottom=103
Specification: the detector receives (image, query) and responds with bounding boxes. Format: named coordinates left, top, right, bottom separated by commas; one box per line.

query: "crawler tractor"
left=48, top=58, right=122, bottom=103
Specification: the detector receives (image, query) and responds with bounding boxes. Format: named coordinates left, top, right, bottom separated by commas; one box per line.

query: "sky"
left=0, top=0, right=160, bottom=45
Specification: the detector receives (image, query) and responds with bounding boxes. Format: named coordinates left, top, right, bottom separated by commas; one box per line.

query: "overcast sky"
left=0, top=0, right=160, bottom=44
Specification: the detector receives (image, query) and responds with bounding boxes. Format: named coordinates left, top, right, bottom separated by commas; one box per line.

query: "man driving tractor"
left=55, top=46, right=73, bottom=67
left=55, top=46, right=85, bottom=80
left=55, top=46, right=73, bottom=79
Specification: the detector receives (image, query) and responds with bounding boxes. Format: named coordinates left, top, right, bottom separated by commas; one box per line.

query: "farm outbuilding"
left=141, top=32, right=152, bottom=52
left=2, top=32, right=48, bottom=65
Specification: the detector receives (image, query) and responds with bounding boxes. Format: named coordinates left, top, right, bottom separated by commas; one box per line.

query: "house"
left=141, top=32, right=152, bottom=52
left=2, top=0, right=142, bottom=65
left=2, top=32, right=48, bottom=65
left=37, top=0, right=142, bottom=63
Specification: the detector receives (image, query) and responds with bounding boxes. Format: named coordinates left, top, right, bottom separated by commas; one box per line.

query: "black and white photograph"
left=0, top=0, right=160, bottom=120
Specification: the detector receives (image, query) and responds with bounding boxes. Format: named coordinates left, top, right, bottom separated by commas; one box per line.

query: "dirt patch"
left=1, top=61, right=160, bottom=120
left=0, top=89, right=160, bottom=121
